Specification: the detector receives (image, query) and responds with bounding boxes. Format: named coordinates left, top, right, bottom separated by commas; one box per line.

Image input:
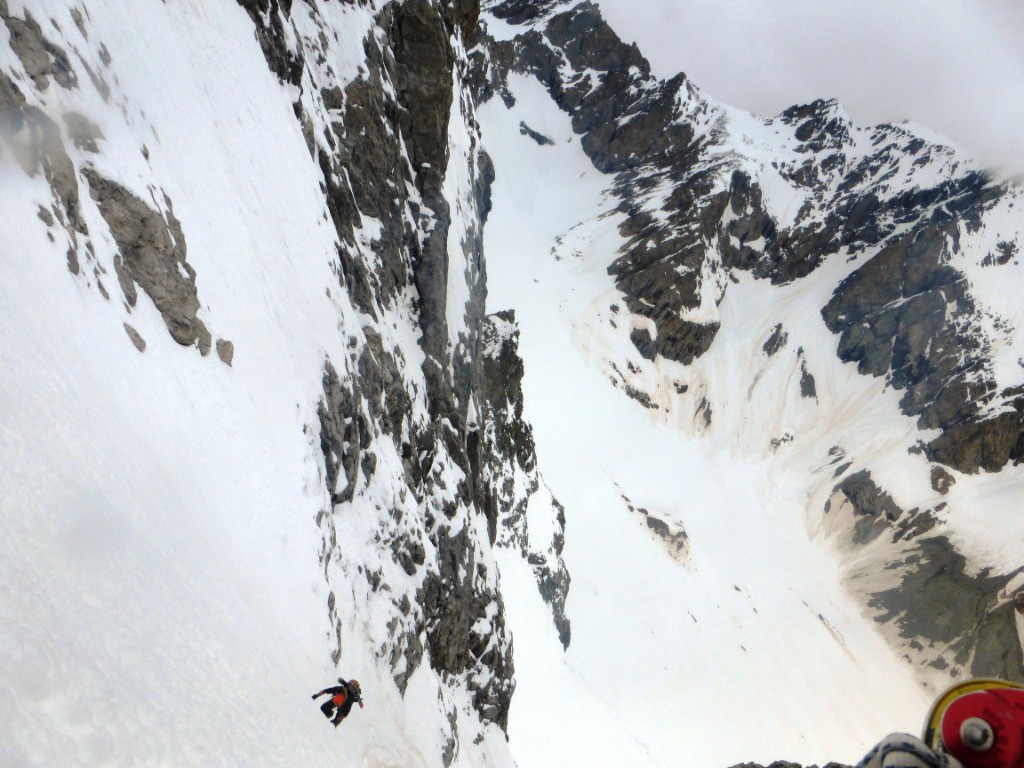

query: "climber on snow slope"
left=312, top=678, right=364, bottom=727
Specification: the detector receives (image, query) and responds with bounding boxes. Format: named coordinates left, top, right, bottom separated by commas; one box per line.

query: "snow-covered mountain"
left=1, top=1, right=1022, bottom=767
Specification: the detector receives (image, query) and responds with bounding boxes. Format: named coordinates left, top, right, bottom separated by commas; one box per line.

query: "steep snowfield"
left=0, top=2, right=513, bottom=766
left=481, top=73, right=937, bottom=768
left=1, top=0, right=347, bottom=762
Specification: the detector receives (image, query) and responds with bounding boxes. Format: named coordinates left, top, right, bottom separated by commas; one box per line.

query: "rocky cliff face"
left=240, top=0, right=578, bottom=754
left=237, top=0, right=572, bottom=751
left=481, top=310, right=571, bottom=649
left=478, top=0, right=1024, bottom=686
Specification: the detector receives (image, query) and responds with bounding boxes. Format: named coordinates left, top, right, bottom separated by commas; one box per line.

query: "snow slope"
left=1, top=1, right=513, bottom=766
left=482, top=71, right=937, bottom=768
left=4, top=1, right=1022, bottom=767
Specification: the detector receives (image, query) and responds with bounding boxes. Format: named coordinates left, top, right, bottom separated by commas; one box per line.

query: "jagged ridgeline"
left=477, top=0, right=1024, bottom=681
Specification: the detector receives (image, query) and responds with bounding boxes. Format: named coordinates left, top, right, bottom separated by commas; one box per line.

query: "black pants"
left=321, top=698, right=353, bottom=725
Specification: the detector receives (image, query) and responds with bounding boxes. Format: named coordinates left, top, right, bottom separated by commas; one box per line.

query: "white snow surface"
left=479, top=71, right=1018, bottom=768
left=4, top=2, right=1024, bottom=768
left=0, top=2, right=512, bottom=767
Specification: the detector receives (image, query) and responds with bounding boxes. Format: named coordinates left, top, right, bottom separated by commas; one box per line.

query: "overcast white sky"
left=594, top=0, right=1024, bottom=177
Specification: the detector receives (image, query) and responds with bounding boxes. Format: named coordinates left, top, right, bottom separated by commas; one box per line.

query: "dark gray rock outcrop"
left=481, top=310, right=572, bottom=649
left=236, top=0, right=304, bottom=86
left=82, top=169, right=215, bottom=356
left=828, top=468, right=1024, bottom=682
left=831, top=470, right=905, bottom=545
left=861, top=536, right=1024, bottom=681
left=2, top=3, right=78, bottom=91
left=822, top=222, right=1023, bottom=474
left=0, top=64, right=87, bottom=259
left=2, top=4, right=231, bottom=361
